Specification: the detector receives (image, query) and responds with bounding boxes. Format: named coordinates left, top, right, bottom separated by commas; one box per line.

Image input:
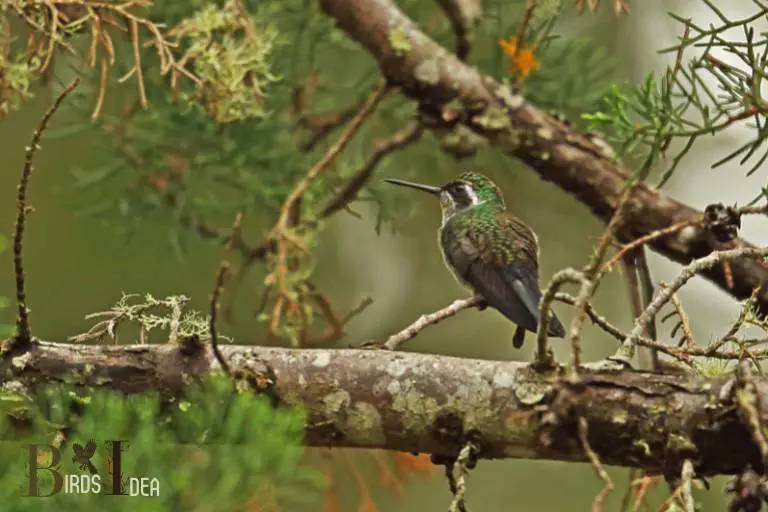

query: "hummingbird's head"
left=383, top=171, right=505, bottom=222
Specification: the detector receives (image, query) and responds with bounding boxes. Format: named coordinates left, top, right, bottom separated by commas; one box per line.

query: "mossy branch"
left=2, top=339, right=768, bottom=479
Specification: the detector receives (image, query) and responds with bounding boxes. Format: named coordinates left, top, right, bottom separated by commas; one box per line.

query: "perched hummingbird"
left=385, top=171, right=566, bottom=348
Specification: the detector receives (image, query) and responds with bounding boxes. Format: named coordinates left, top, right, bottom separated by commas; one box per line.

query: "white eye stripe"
left=462, top=184, right=479, bottom=205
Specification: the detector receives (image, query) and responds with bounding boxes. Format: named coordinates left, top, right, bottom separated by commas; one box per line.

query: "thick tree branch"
left=2, top=339, right=765, bottom=477
left=317, top=0, right=768, bottom=316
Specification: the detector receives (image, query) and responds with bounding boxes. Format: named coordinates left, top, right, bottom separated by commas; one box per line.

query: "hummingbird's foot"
left=512, top=325, right=526, bottom=348
left=473, top=294, right=489, bottom=311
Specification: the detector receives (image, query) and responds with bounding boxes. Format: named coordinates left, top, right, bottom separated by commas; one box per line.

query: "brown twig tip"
left=12, top=77, right=80, bottom=349
left=210, top=211, right=243, bottom=375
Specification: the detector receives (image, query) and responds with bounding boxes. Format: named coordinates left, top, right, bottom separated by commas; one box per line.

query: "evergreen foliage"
left=0, top=374, right=319, bottom=510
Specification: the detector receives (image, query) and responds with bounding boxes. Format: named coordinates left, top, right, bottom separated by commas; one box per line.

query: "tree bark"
left=317, top=0, right=768, bottom=316
left=3, top=339, right=762, bottom=478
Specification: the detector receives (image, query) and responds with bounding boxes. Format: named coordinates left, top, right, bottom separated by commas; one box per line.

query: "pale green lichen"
left=612, top=410, right=628, bottom=424
left=472, top=107, right=510, bottom=131
left=389, top=379, right=441, bottom=433
left=322, top=389, right=351, bottom=415
left=633, top=439, right=651, bottom=457
left=388, top=27, right=411, bottom=56
left=513, top=380, right=550, bottom=405
left=666, top=433, right=697, bottom=454
left=347, top=402, right=385, bottom=444
left=495, top=84, right=524, bottom=109
left=453, top=382, right=493, bottom=428
left=536, top=127, right=554, bottom=140
left=1, top=379, right=27, bottom=394
left=439, top=126, right=488, bottom=158
left=11, top=352, right=31, bottom=370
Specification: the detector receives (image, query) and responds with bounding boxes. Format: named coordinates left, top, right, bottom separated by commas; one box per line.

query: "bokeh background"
left=1, top=1, right=766, bottom=510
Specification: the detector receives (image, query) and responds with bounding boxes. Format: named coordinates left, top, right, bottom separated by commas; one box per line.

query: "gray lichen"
left=414, top=59, right=441, bottom=85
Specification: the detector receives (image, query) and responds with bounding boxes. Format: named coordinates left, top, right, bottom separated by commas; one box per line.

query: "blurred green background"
left=2, top=0, right=764, bottom=509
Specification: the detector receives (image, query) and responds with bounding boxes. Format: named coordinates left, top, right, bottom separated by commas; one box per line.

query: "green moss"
left=388, top=27, right=412, bottom=56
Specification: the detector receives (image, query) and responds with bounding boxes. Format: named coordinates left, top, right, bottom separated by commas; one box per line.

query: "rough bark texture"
left=317, top=0, right=768, bottom=316
left=2, top=339, right=763, bottom=478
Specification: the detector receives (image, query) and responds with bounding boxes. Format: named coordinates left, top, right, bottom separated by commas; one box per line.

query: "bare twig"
left=735, top=361, right=768, bottom=467
left=448, top=441, right=477, bottom=512
left=579, top=417, right=614, bottom=512
left=660, top=283, right=695, bottom=349
left=273, top=83, right=389, bottom=235
left=605, top=221, right=691, bottom=271
left=635, top=249, right=660, bottom=369
left=623, top=250, right=660, bottom=370
left=210, top=212, right=243, bottom=375
left=569, top=185, right=636, bottom=373
left=320, top=121, right=424, bottom=218
left=680, top=459, right=695, bottom=512
left=12, top=77, right=80, bottom=349
left=537, top=268, right=587, bottom=370
left=554, top=292, right=626, bottom=342
left=266, top=83, right=388, bottom=331
left=381, top=296, right=483, bottom=350
left=612, top=246, right=768, bottom=365
left=435, top=0, right=482, bottom=60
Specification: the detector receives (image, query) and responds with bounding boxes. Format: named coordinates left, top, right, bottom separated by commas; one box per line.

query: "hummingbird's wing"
left=441, top=211, right=565, bottom=340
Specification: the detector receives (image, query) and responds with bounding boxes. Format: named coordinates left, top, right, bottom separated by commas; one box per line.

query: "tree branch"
left=2, top=339, right=766, bottom=477
left=317, top=0, right=768, bottom=316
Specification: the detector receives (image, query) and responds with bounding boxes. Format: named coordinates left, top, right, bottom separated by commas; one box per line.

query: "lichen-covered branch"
left=2, top=339, right=767, bottom=477
left=317, top=0, right=768, bottom=316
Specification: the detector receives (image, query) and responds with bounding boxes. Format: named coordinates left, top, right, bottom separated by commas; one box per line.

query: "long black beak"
left=383, top=178, right=441, bottom=195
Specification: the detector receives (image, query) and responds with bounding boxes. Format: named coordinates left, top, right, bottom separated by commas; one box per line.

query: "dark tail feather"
left=546, top=311, right=566, bottom=338
left=512, top=325, right=526, bottom=348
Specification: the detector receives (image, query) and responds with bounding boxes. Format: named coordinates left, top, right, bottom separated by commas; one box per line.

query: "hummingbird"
left=384, top=171, right=565, bottom=348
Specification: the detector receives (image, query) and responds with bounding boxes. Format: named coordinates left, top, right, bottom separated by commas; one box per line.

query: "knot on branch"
left=537, top=378, right=587, bottom=452
left=230, top=358, right=279, bottom=408
left=704, top=203, right=741, bottom=243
